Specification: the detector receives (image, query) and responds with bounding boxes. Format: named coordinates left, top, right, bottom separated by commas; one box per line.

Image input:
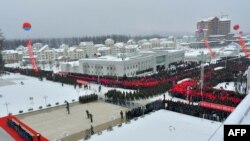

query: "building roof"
left=97, top=47, right=110, bottom=51
left=198, top=16, right=230, bottom=22
left=94, top=44, right=105, bottom=48
left=38, top=45, right=49, bottom=52
left=2, top=50, right=20, bottom=54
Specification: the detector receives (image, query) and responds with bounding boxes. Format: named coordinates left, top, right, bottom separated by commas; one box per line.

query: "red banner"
left=76, top=80, right=88, bottom=85
left=199, top=101, right=235, bottom=112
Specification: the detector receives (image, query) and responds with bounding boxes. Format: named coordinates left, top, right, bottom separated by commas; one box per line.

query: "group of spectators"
left=125, top=100, right=165, bottom=120
left=79, top=94, right=98, bottom=104
left=165, top=100, right=230, bottom=121
left=169, top=57, right=250, bottom=107
left=7, top=118, right=35, bottom=141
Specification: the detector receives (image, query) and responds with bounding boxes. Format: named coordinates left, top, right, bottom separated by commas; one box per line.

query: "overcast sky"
left=0, top=0, right=249, bottom=39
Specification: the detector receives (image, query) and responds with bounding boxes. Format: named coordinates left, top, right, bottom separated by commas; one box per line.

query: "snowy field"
left=0, top=73, right=133, bottom=117
left=81, top=110, right=220, bottom=141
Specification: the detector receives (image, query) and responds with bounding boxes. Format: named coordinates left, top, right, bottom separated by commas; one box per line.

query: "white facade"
left=160, top=41, right=176, bottom=48
left=68, top=47, right=84, bottom=61
left=32, top=43, right=43, bottom=50
left=79, top=43, right=99, bottom=58
left=141, top=42, right=152, bottom=50
left=150, top=38, right=160, bottom=47
left=36, top=45, right=55, bottom=63
left=127, top=39, right=136, bottom=45
left=61, top=49, right=184, bottom=77
left=1, top=50, right=22, bottom=63
left=97, top=47, right=111, bottom=56
left=184, top=51, right=211, bottom=63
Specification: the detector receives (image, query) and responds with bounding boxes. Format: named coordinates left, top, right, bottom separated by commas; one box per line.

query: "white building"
left=68, top=46, right=84, bottom=61
left=32, top=43, right=43, bottom=50
left=160, top=41, right=176, bottom=48
left=36, top=45, right=55, bottom=63
left=127, top=39, right=136, bottom=45
left=138, top=39, right=148, bottom=46
left=184, top=51, right=211, bottom=63
left=140, top=42, right=152, bottom=50
left=79, top=42, right=98, bottom=58
left=97, top=47, right=111, bottom=56
left=1, top=50, right=22, bottom=63
left=150, top=38, right=160, bottom=47
left=61, top=49, right=184, bottom=77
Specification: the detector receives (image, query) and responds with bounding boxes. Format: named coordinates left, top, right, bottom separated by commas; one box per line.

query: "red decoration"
left=233, top=25, right=240, bottom=30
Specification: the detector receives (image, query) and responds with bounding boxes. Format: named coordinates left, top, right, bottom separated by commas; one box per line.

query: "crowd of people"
left=124, top=99, right=230, bottom=122
left=169, top=57, right=250, bottom=107
left=125, top=100, right=165, bottom=120
left=79, top=94, right=98, bottom=104
left=105, top=82, right=172, bottom=102
left=165, top=99, right=230, bottom=121
left=7, top=118, right=34, bottom=141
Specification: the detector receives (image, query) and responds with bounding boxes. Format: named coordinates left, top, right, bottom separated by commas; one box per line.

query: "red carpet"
left=0, top=115, right=48, bottom=141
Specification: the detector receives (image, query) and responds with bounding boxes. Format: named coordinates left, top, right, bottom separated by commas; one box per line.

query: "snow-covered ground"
left=81, top=110, right=220, bottom=141
left=0, top=73, right=133, bottom=117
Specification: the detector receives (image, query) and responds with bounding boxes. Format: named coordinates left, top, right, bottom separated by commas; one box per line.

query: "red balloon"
left=233, top=25, right=240, bottom=30
left=23, top=22, right=32, bottom=31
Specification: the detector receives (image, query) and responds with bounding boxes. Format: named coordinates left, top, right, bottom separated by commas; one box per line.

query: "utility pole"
left=200, top=64, right=204, bottom=101
left=4, top=101, right=10, bottom=115
left=199, top=51, right=205, bottom=101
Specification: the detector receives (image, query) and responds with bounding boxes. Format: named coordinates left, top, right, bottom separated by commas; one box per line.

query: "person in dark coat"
left=65, top=101, right=70, bottom=114
left=90, top=125, right=94, bottom=135
left=90, top=113, right=93, bottom=122
left=86, top=110, right=90, bottom=118
left=120, top=110, right=124, bottom=119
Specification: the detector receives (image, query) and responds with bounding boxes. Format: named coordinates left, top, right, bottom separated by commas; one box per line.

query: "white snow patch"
left=82, top=110, right=220, bottom=141
left=0, top=73, right=133, bottom=117
left=214, top=66, right=224, bottom=71
left=177, top=78, right=191, bottom=84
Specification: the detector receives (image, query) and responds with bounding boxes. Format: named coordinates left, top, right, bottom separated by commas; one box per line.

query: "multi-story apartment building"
left=36, top=45, right=55, bottom=63
left=68, top=46, right=84, bottom=61
left=1, top=50, right=22, bottom=63
left=196, top=16, right=231, bottom=41
left=79, top=42, right=98, bottom=58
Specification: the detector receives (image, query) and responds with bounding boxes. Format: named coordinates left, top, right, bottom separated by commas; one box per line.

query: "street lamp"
left=4, top=101, right=10, bottom=115
left=200, top=64, right=204, bottom=101
left=29, top=97, right=34, bottom=109
left=43, top=95, right=48, bottom=106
